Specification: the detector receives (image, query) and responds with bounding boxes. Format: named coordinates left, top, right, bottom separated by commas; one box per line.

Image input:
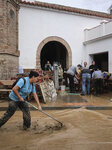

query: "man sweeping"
left=0, top=71, right=42, bottom=130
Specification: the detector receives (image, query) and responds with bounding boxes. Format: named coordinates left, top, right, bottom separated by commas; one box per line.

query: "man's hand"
left=19, top=97, right=24, bottom=102
left=33, top=93, right=42, bottom=111
left=38, top=105, right=42, bottom=111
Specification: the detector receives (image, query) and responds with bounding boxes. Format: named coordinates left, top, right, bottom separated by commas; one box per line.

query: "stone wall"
left=0, top=0, right=20, bottom=79
left=0, top=54, right=19, bottom=79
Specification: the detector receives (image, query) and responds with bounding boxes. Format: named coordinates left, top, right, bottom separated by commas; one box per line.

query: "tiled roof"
left=20, top=0, right=112, bottom=19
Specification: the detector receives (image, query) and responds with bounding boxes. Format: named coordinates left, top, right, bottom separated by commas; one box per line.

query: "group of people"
left=66, top=60, right=110, bottom=95
left=44, top=60, right=111, bottom=96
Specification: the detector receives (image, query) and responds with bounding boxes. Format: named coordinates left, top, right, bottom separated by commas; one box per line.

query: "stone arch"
left=36, top=36, right=72, bottom=69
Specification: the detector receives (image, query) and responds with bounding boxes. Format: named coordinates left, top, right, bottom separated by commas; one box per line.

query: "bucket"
left=61, top=85, right=65, bottom=91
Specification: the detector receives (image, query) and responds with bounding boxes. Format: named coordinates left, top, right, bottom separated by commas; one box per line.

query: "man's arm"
left=33, top=93, right=42, bottom=111
left=74, top=74, right=80, bottom=80
left=12, top=86, right=24, bottom=101
left=89, top=65, right=93, bottom=72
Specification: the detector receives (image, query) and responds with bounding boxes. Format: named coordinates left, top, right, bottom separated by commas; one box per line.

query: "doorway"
left=93, top=52, right=108, bottom=71
left=40, top=41, right=67, bottom=70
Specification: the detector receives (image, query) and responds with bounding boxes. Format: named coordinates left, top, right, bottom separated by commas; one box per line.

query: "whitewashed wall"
left=84, top=38, right=112, bottom=73
left=84, top=20, right=112, bottom=73
left=84, top=21, right=112, bottom=41
left=19, top=5, right=104, bottom=69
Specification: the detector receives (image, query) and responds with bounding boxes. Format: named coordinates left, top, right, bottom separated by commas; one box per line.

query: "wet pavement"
left=0, top=92, right=112, bottom=111
left=40, top=91, right=112, bottom=110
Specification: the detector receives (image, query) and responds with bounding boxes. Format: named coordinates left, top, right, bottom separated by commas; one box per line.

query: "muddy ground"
left=0, top=107, right=112, bottom=150
left=0, top=92, right=112, bottom=150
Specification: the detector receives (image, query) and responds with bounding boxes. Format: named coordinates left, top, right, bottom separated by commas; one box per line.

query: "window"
left=10, top=9, right=15, bottom=19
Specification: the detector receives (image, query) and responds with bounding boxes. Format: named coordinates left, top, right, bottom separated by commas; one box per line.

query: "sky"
left=25, top=0, right=112, bottom=13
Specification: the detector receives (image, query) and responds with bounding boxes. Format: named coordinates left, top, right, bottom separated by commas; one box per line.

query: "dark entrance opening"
left=93, top=52, right=108, bottom=71
left=40, top=41, right=67, bottom=70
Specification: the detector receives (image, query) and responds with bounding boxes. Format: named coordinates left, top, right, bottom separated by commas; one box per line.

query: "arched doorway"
left=36, top=36, right=72, bottom=70
left=40, top=41, right=67, bottom=70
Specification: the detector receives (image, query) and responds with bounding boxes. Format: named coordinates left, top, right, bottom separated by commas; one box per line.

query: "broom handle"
left=26, top=101, right=63, bottom=125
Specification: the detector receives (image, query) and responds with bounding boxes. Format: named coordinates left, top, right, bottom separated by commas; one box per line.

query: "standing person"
left=89, top=60, right=97, bottom=75
left=92, top=68, right=103, bottom=95
left=0, top=71, right=42, bottom=129
left=66, top=66, right=79, bottom=93
left=81, top=62, right=91, bottom=95
left=45, top=61, right=52, bottom=71
left=77, top=64, right=82, bottom=75
left=74, top=64, right=82, bottom=84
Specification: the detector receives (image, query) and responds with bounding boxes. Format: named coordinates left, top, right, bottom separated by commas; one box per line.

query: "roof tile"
left=20, top=0, right=112, bottom=19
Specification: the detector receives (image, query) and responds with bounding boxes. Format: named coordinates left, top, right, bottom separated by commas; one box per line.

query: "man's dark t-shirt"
left=89, top=65, right=97, bottom=74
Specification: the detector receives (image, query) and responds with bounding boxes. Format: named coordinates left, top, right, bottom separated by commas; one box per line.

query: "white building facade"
left=19, top=1, right=112, bottom=71
left=84, top=20, right=112, bottom=73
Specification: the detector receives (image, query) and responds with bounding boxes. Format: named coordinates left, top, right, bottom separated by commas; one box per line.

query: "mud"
left=0, top=108, right=112, bottom=150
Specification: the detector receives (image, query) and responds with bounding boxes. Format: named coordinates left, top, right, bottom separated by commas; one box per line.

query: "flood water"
left=0, top=93, right=112, bottom=150
left=0, top=108, right=112, bottom=150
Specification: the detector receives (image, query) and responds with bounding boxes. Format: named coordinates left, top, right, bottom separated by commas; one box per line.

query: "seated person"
left=45, top=61, right=52, bottom=71
left=103, top=71, right=111, bottom=80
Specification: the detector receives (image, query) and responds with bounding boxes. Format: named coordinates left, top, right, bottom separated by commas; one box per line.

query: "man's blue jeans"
left=82, top=73, right=91, bottom=95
